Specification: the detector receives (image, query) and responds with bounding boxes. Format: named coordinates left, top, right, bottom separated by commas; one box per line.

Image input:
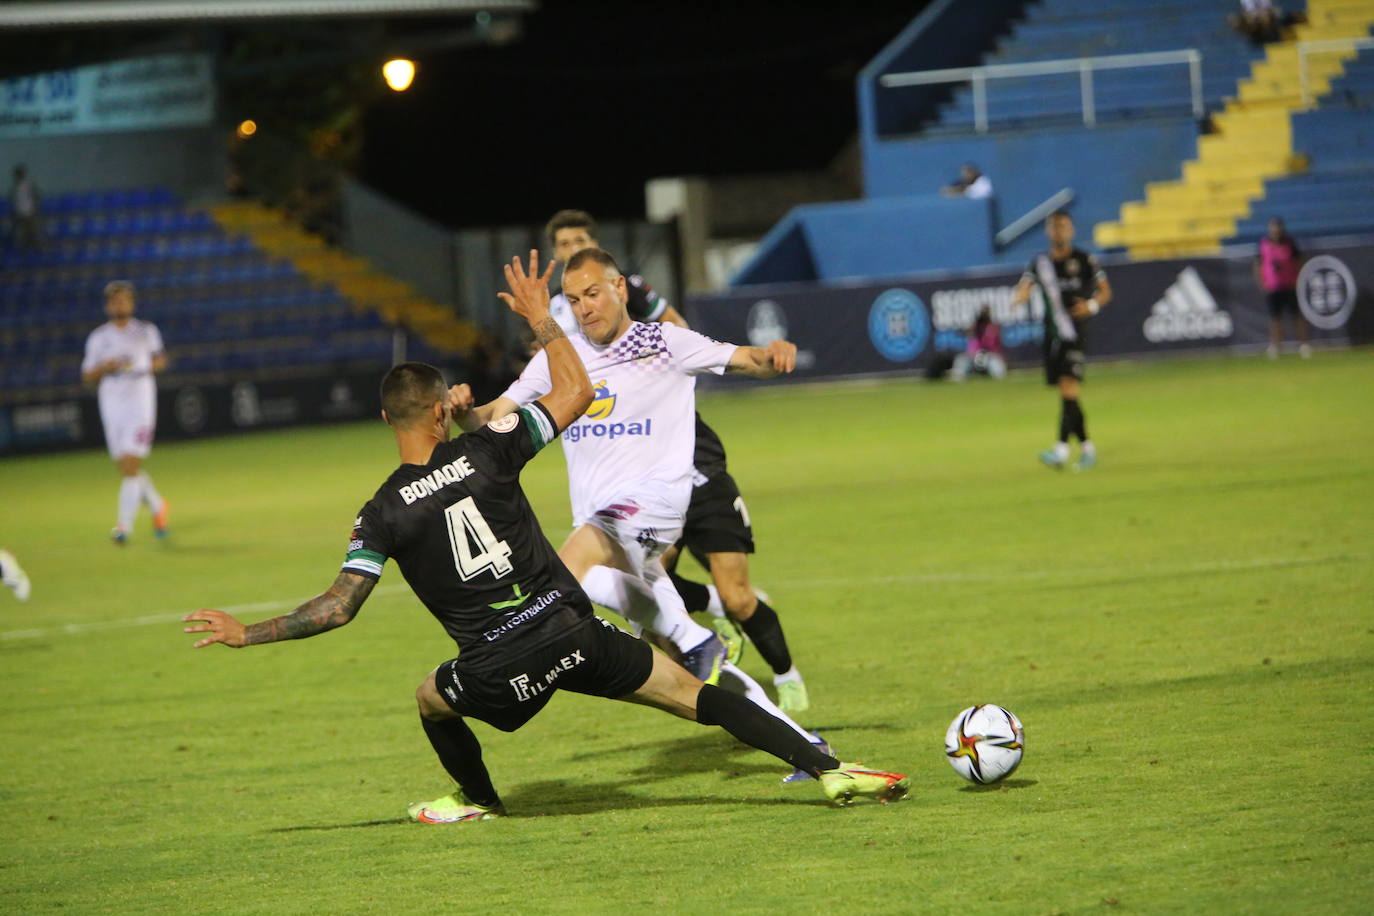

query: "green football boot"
left=709, top=615, right=746, bottom=666
left=775, top=676, right=810, bottom=714
left=407, top=790, right=506, bottom=823
left=819, top=763, right=910, bottom=807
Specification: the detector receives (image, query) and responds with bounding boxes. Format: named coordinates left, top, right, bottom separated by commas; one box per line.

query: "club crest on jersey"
left=585, top=380, right=616, bottom=419
left=490, top=413, right=519, bottom=433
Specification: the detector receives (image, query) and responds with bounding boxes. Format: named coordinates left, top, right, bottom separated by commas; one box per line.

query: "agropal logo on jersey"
left=565, top=380, right=652, bottom=444
left=585, top=380, right=616, bottom=419
left=1143, top=267, right=1232, bottom=343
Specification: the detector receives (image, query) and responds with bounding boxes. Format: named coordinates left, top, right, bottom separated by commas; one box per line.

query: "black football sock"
left=669, top=570, right=713, bottom=614
left=695, top=684, right=839, bottom=777
left=1074, top=402, right=1089, bottom=442
left=1058, top=397, right=1075, bottom=444
left=738, top=600, right=793, bottom=675
left=420, top=715, right=500, bottom=808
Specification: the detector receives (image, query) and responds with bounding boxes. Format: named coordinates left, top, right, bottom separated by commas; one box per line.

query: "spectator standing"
left=1256, top=217, right=1310, bottom=359
left=9, top=165, right=43, bottom=251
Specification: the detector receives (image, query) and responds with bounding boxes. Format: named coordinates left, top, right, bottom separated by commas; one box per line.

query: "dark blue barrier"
left=0, top=368, right=384, bottom=456
left=691, top=239, right=1373, bottom=383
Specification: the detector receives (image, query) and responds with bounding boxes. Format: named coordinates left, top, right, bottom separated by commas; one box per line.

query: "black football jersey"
left=1024, top=248, right=1106, bottom=345
left=625, top=273, right=668, bottom=322
left=342, top=402, right=591, bottom=668
left=692, top=412, right=728, bottom=480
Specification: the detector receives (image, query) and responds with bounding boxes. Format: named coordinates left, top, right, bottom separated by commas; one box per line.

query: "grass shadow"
left=266, top=817, right=410, bottom=832
left=499, top=778, right=819, bottom=817
left=959, top=778, right=1039, bottom=793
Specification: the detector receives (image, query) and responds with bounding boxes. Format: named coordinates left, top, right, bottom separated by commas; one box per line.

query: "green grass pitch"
left=2, top=350, right=1372, bottom=914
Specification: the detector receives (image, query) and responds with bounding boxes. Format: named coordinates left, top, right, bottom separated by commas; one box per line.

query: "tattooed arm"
left=496, top=250, right=592, bottom=432
left=182, top=572, right=375, bottom=649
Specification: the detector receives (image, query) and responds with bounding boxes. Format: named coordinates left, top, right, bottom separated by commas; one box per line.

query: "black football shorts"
left=1044, top=339, right=1086, bottom=385
left=433, top=613, right=653, bottom=732
left=678, top=472, right=755, bottom=557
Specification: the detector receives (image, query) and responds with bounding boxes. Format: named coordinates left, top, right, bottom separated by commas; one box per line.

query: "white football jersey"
left=501, top=322, right=736, bottom=524
left=82, top=318, right=163, bottom=422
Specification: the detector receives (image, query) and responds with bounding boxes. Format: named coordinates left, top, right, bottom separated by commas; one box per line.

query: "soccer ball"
left=945, top=705, right=1025, bottom=784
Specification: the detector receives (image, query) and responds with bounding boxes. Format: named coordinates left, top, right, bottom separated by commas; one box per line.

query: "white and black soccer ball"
left=945, top=705, right=1025, bottom=784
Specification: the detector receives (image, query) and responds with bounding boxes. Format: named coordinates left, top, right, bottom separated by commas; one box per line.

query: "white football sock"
left=1053, top=442, right=1070, bottom=462
left=117, top=476, right=141, bottom=532
left=773, top=666, right=803, bottom=686
left=1080, top=440, right=1096, bottom=457
left=704, top=585, right=725, bottom=617
left=716, top=661, right=814, bottom=741
left=580, top=565, right=714, bottom=653
left=137, top=472, right=164, bottom=513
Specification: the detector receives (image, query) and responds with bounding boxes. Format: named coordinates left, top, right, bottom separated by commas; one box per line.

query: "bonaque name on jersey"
left=399, top=455, right=478, bottom=505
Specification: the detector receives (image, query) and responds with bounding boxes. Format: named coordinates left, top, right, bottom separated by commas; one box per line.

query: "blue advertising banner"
left=687, top=240, right=1371, bottom=383
left=0, top=53, right=215, bottom=138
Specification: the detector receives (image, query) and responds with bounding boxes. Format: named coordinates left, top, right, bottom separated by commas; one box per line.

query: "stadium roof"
left=0, top=0, right=536, bottom=29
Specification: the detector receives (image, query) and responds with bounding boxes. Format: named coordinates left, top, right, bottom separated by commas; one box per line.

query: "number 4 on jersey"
left=444, top=497, right=513, bottom=581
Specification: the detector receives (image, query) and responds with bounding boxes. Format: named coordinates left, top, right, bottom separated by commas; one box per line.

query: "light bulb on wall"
left=383, top=59, right=416, bottom=92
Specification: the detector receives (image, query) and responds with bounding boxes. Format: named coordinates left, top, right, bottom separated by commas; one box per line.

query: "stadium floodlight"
left=236, top=119, right=258, bottom=139
left=383, top=58, right=416, bottom=92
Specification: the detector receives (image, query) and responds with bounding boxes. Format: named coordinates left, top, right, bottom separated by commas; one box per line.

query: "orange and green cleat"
left=407, top=791, right=506, bottom=824
left=819, top=763, right=910, bottom=807
left=153, top=501, right=171, bottom=539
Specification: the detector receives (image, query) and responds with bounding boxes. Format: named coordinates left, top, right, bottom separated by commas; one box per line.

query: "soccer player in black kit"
left=1012, top=211, right=1113, bottom=471
left=183, top=251, right=907, bottom=820
left=544, top=209, right=810, bottom=713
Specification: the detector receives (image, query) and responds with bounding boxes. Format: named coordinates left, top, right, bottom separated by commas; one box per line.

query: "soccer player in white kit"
left=457, top=249, right=830, bottom=771
left=81, top=281, right=170, bottom=544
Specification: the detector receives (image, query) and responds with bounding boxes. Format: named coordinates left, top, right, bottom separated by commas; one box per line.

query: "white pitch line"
left=1, top=553, right=1368, bottom=643
left=787, top=552, right=1374, bottom=589
left=0, top=583, right=411, bottom=642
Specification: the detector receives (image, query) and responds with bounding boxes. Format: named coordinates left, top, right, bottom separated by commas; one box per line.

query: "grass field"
left=2, top=350, right=1373, bottom=914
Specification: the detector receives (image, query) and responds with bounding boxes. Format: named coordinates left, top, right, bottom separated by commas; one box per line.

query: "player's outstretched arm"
left=453, top=393, right=520, bottom=432
left=182, top=572, right=375, bottom=648
left=497, top=249, right=593, bottom=431
left=725, top=339, right=798, bottom=379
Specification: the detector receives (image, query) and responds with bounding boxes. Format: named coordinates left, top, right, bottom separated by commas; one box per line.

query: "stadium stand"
left=929, top=0, right=1266, bottom=133
left=1097, top=0, right=1374, bottom=258
left=734, top=0, right=1374, bottom=285
left=1227, top=45, right=1374, bottom=242
left=0, top=190, right=474, bottom=402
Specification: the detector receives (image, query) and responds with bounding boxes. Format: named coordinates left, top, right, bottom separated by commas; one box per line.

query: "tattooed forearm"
left=532, top=316, right=565, bottom=348
left=242, top=573, right=375, bottom=645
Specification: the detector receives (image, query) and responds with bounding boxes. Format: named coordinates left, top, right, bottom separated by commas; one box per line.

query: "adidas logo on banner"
left=1143, top=266, right=1233, bottom=343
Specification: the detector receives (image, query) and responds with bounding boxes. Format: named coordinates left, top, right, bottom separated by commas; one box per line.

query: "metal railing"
left=1299, top=36, right=1374, bottom=105
left=995, top=187, right=1075, bottom=248
left=880, top=49, right=1203, bottom=134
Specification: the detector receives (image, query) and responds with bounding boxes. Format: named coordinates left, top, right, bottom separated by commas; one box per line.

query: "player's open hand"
left=497, top=249, right=555, bottom=325
left=183, top=609, right=247, bottom=648
left=764, top=339, right=798, bottom=374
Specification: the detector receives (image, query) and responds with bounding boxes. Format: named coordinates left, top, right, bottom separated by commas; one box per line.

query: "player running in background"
left=183, top=251, right=908, bottom=819
left=81, top=281, right=170, bottom=543
left=543, top=210, right=810, bottom=712
left=1011, top=211, right=1112, bottom=472
left=0, top=549, right=30, bottom=602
